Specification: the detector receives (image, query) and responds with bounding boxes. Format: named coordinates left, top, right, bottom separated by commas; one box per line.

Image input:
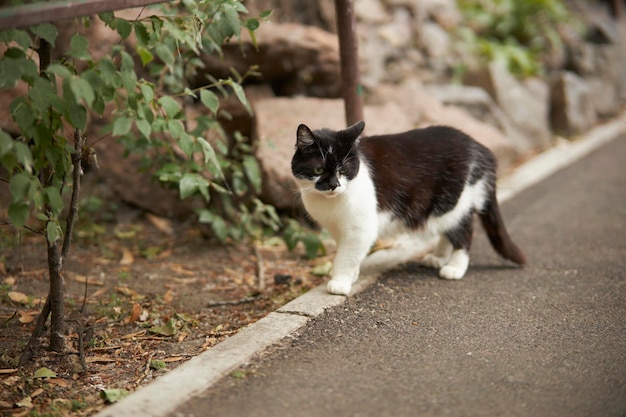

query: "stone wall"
left=2, top=1, right=624, bottom=219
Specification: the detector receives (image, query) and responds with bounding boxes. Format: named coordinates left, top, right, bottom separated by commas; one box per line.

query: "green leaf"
left=245, top=18, right=259, bottom=31
left=157, top=96, right=181, bottom=118
left=154, top=43, right=174, bottom=66
left=137, top=47, right=153, bottom=66
left=98, top=11, right=114, bottom=25
left=242, top=155, right=262, bottom=193
left=150, top=360, right=167, bottom=370
left=68, top=77, right=95, bottom=108
left=46, top=220, right=61, bottom=243
left=303, top=234, right=325, bottom=259
left=0, top=59, right=21, bottom=89
left=148, top=318, right=177, bottom=336
left=199, top=89, right=219, bottom=114
left=223, top=3, right=242, bottom=36
left=197, top=137, right=224, bottom=179
left=30, top=23, right=58, bottom=46
left=0, top=130, right=13, bottom=156
left=0, top=29, right=32, bottom=50
left=98, top=58, right=118, bottom=86
left=46, top=63, right=73, bottom=79
left=112, top=116, right=132, bottom=136
left=179, top=173, right=209, bottom=200
left=139, top=83, right=154, bottom=102
left=100, top=388, right=129, bottom=404
left=67, top=103, right=87, bottom=130
left=0, top=55, right=38, bottom=89
left=13, top=141, right=33, bottom=173
left=29, top=77, right=58, bottom=112
left=134, top=22, right=150, bottom=46
left=44, top=187, right=63, bottom=213
left=33, top=367, right=57, bottom=379
left=11, top=98, right=34, bottom=136
left=229, top=82, right=252, bottom=115
left=69, top=34, right=91, bottom=60
left=114, top=18, right=132, bottom=39
left=136, top=118, right=151, bottom=139
left=311, top=261, right=332, bottom=276
left=8, top=202, right=29, bottom=228
left=198, top=209, right=228, bottom=241
left=167, top=119, right=184, bottom=140
left=9, top=172, right=32, bottom=201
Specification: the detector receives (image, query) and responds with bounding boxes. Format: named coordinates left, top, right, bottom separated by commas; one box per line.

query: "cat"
left=291, top=120, right=527, bottom=295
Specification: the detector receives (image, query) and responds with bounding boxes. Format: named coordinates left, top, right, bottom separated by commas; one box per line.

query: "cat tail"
left=479, top=191, right=527, bottom=265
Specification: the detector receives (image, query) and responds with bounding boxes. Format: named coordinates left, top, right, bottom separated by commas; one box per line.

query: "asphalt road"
left=171, top=137, right=626, bottom=417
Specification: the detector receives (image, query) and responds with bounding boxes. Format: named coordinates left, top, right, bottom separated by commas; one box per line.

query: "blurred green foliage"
left=457, top=0, right=577, bottom=76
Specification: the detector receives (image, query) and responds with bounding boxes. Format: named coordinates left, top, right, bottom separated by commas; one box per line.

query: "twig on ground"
left=254, top=243, right=265, bottom=292
left=207, top=295, right=263, bottom=308
left=135, top=351, right=156, bottom=386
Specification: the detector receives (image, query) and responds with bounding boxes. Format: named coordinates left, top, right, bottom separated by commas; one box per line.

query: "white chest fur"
left=299, top=163, right=379, bottom=241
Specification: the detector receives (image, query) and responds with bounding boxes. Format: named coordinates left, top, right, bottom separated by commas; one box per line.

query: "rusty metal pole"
left=334, top=0, right=364, bottom=127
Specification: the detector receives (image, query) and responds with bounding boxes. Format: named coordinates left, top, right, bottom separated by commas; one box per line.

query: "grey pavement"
left=170, top=135, right=626, bottom=417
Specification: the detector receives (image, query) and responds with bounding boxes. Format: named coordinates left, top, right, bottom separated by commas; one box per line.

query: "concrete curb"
left=94, top=113, right=625, bottom=417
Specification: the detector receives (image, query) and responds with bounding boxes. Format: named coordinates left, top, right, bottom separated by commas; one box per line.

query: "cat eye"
left=313, top=167, right=324, bottom=175
left=338, top=168, right=347, bottom=175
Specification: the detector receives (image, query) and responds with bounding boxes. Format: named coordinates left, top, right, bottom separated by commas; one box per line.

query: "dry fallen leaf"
left=126, top=303, right=142, bottom=323
left=163, top=356, right=184, bottom=363
left=71, top=274, right=105, bottom=286
left=163, top=288, right=174, bottom=304
left=3, top=276, right=15, bottom=285
left=8, top=291, right=29, bottom=304
left=119, top=248, right=135, bottom=266
left=48, top=378, right=69, bottom=388
left=18, top=310, right=34, bottom=324
left=145, top=213, right=174, bottom=236
left=86, top=356, right=117, bottom=363
left=30, top=388, right=44, bottom=398
left=167, top=264, right=195, bottom=276
left=15, top=396, right=33, bottom=409
left=115, top=286, right=139, bottom=298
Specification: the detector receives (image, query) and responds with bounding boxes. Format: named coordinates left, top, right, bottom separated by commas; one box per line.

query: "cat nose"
left=329, top=176, right=340, bottom=190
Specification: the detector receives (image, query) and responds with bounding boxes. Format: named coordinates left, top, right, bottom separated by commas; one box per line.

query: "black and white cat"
left=291, top=121, right=526, bottom=295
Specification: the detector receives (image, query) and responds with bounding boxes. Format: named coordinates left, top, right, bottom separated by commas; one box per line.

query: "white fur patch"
left=424, top=178, right=488, bottom=235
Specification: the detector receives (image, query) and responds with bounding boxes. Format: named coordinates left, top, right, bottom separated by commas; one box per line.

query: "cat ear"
left=296, top=124, right=316, bottom=149
left=345, top=120, right=365, bottom=139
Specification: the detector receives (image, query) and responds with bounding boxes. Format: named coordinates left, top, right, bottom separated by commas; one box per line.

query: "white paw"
left=439, top=265, right=466, bottom=280
left=327, top=279, right=352, bottom=295
left=422, top=254, right=448, bottom=269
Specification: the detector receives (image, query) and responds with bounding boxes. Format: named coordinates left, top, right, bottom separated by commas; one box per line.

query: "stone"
left=550, top=71, right=597, bottom=136
left=253, top=97, right=413, bottom=210
left=355, top=0, right=391, bottom=24
left=418, top=21, right=451, bottom=58
left=196, top=22, right=341, bottom=98
left=464, top=62, right=553, bottom=151
left=424, top=84, right=529, bottom=153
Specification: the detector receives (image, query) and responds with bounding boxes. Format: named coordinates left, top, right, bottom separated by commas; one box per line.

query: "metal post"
left=334, top=0, right=364, bottom=127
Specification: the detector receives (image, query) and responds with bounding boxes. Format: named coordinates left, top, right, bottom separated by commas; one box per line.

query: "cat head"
left=291, top=121, right=365, bottom=197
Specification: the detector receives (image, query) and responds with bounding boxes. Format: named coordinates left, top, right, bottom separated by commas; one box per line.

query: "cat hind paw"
left=422, top=254, right=448, bottom=269
left=439, top=265, right=466, bottom=280
left=327, top=279, right=352, bottom=295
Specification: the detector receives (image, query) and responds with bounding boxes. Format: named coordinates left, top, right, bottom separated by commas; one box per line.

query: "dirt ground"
left=0, top=198, right=330, bottom=416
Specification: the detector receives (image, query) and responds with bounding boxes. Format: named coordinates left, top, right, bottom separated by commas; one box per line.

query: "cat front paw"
left=422, top=254, right=448, bottom=269
left=327, top=279, right=352, bottom=295
left=439, top=265, right=466, bottom=280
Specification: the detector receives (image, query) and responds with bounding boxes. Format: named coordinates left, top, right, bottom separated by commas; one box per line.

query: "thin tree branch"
left=62, top=128, right=85, bottom=258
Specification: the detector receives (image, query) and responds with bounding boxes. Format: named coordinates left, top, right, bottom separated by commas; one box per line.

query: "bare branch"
left=62, top=128, right=85, bottom=259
